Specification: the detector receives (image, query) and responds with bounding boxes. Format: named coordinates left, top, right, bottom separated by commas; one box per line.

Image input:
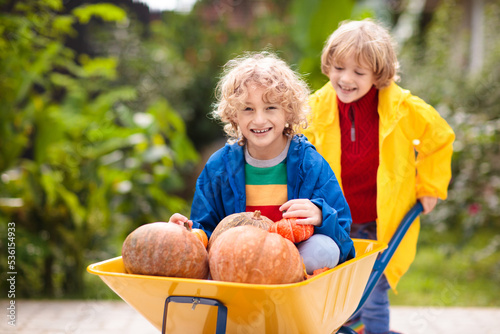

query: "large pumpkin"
left=207, top=210, right=273, bottom=251
left=209, top=225, right=304, bottom=284
left=269, top=217, right=314, bottom=243
left=122, top=222, right=209, bottom=279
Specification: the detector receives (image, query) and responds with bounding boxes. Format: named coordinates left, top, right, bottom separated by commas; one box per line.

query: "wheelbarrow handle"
left=352, top=201, right=424, bottom=316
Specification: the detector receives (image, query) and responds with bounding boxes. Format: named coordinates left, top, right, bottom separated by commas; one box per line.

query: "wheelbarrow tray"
left=87, top=238, right=386, bottom=334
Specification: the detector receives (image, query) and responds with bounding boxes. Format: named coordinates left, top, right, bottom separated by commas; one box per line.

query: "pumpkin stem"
left=302, top=261, right=308, bottom=280
left=253, top=210, right=262, bottom=219
left=184, top=222, right=192, bottom=231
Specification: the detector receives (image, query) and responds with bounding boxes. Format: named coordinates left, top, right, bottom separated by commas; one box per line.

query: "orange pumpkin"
left=207, top=210, right=273, bottom=251
left=306, top=267, right=330, bottom=279
left=209, top=225, right=304, bottom=284
left=122, top=222, right=209, bottom=279
left=192, top=228, right=208, bottom=249
left=268, top=217, right=314, bottom=243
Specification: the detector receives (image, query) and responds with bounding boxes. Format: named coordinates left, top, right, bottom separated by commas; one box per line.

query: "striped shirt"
left=245, top=138, right=290, bottom=222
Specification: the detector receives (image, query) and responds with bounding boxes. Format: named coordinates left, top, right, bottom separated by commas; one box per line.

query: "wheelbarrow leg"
left=162, top=296, right=228, bottom=334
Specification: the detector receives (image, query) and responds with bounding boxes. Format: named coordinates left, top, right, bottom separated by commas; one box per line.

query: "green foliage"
left=397, top=0, right=500, bottom=296
left=290, top=0, right=357, bottom=90
left=0, top=0, right=198, bottom=298
left=91, top=0, right=302, bottom=149
left=398, top=0, right=500, bottom=237
left=73, top=3, right=127, bottom=24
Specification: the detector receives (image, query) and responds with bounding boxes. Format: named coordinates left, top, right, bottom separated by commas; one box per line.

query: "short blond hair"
left=321, top=19, right=399, bottom=88
left=213, top=52, right=310, bottom=144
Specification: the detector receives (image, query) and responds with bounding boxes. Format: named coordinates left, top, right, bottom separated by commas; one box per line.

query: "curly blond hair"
left=212, top=52, right=310, bottom=145
left=321, top=19, right=400, bottom=88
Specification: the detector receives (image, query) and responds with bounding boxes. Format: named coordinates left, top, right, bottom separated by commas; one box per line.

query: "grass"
left=389, top=225, right=500, bottom=307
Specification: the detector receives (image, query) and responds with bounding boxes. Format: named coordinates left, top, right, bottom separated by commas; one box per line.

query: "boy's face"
left=235, top=84, right=288, bottom=160
left=328, top=54, right=376, bottom=103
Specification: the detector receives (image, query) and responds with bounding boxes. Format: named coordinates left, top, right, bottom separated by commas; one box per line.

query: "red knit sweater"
left=338, top=86, right=379, bottom=224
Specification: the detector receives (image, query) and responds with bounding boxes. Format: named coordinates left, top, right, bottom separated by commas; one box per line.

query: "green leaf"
left=309, top=0, right=356, bottom=52
left=52, top=15, right=76, bottom=36
left=50, top=72, right=79, bottom=89
left=55, top=182, right=86, bottom=227
left=43, top=0, right=63, bottom=11
left=289, top=0, right=358, bottom=89
left=40, top=168, right=59, bottom=208
left=90, top=86, right=137, bottom=113
left=171, top=132, right=198, bottom=165
left=147, top=99, right=184, bottom=133
left=80, top=56, right=118, bottom=79
left=72, top=3, right=127, bottom=24
left=34, top=104, right=64, bottom=164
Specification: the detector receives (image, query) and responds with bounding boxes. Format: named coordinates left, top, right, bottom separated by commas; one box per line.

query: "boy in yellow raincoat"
left=303, top=19, right=455, bottom=334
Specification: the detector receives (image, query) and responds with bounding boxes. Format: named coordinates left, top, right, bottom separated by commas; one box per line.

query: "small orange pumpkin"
left=306, top=267, right=330, bottom=279
left=184, top=223, right=208, bottom=249
left=122, top=222, right=209, bottom=279
left=207, top=210, right=273, bottom=251
left=209, top=225, right=304, bottom=284
left=269, top=217, right=314, bottom=243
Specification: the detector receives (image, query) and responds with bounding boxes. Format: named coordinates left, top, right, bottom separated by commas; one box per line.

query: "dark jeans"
left=350, top=221, right=391, bottom=334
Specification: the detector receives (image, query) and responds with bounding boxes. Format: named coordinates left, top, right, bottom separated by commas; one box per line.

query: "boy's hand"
left=279, top=199, right=322, bottom=226
left=418, top=196, right=438, bottom=214
left=168, top=213, right=193, bottom=229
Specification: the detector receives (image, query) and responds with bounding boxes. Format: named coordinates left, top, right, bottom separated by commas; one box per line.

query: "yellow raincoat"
left=304, top=81, right=455, bottom=291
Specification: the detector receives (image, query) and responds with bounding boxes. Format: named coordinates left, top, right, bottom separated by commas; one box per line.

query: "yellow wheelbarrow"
left=87, top=203, right=422, bottom=334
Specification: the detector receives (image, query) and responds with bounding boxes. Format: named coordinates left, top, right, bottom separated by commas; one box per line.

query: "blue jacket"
left=190, top=135, right=355, bottom=263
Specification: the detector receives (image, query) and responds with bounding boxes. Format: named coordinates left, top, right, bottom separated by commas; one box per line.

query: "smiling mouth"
left=251, top=128, right=271, bottom=134
left=339, top=84, right=356, bottom=92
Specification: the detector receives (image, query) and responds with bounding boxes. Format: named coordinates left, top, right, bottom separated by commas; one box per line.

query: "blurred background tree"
left=0, top=0, right=198, bottom=298
left=0, top=0, right=498, bottom=304
left=392, top=0, right=500, bottom=306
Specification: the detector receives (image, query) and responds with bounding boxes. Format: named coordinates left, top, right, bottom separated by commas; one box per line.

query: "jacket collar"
left=317, top=81, right=410, bottom=139
left=378, top=81, right=410, bottom=139
left=319, top=82, right=337, bottom=125
left=222, top=143, right=246, bottom=212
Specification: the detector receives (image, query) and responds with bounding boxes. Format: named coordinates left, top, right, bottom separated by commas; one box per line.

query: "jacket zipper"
left=349, top=107, right=356, bottom=142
